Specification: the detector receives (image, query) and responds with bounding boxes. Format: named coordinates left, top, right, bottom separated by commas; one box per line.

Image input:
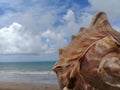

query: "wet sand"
left=0, top=82, right=59, bottom=90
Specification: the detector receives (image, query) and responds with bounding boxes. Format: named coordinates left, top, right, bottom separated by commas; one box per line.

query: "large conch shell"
left=53, top=12, right=120, bottom=90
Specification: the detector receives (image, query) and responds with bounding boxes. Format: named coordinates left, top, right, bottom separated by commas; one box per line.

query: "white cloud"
left=40, top=9, right=92, bottom=54
left=41, top=29, right=67, bottom=53
left=38, top=11, right=57, bottom=30
left=0, top=22, right=47, bottom=54
left=0, top=22, right=23, bottom=53
left=0, top=2, right=93, bottom=56
left=57, top=10, right=79, bottom=37
left=56, top=9, right=92, bottom=39
left=0, top=1, right=68, bottom=55
left=63, top=9, right=75, bottom=22
left=0, top=21, right=68, bottom=55
left=79, top=12, right=92, bottom=27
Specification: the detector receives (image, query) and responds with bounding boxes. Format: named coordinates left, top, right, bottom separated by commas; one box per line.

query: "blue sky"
left=0, top=0, right=120, bottom=62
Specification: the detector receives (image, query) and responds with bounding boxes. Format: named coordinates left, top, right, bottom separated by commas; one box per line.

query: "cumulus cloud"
left=0, top=22, right=23, bottom=53
left=0, top=22, right=47, bottom=54
left=0, top=1, right=69, bottom=55
left=39, top=9, right=92, bottom=55
left=0, top=22, right=67, bottom=55
left=0, top=1, right=93, bottom=56
left=79, top=12, right=92, bottom=27
left=56, top=9, right=92, bottom=39
left=56, top=9, right=79, bottom=37
left=63, top=9, right=75, bottom=22
left=41, top=29, right=67, bottom=54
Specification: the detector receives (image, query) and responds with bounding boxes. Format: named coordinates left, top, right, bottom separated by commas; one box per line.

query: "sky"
left=0, top=0, right=120, bottom=62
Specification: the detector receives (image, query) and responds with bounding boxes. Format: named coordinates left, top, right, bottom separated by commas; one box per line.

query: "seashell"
left=53, top=11, right=120, bottom=90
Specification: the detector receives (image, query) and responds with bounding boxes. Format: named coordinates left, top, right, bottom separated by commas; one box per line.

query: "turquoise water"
left=0, top=61, right=58, bottom=84
left=0, top=61, right=55, bottom=71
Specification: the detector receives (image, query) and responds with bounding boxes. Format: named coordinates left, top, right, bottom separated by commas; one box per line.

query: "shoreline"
left=0, top=82, right=59, bottom=90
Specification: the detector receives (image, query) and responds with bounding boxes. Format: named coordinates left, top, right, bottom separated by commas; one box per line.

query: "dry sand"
left=0, top=82, right=59, bottom=90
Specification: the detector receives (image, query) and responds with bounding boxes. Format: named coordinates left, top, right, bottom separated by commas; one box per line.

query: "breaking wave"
left=0, top=70, right=55, bottom=75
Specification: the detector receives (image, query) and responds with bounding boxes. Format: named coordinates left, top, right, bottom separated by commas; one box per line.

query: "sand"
left=0, top=82, right=59, bottom=90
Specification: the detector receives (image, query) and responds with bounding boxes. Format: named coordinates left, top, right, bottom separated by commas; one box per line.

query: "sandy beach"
left=0, top=62, right=59, bottom=90
left=0, top=82, right=59, bottom=90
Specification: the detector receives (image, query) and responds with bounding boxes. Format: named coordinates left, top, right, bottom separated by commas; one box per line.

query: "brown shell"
left=53, top=12, right=120, bottom=90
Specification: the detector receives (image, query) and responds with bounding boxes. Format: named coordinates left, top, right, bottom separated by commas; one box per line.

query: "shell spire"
left=91, top=11, right=111, bottom=27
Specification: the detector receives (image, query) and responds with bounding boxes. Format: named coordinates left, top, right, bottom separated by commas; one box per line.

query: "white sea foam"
left=0, top=70, right=55, bottom=75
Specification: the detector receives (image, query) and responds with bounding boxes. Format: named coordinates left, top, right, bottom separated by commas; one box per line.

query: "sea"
left=0, top=61, right=58, bottom=84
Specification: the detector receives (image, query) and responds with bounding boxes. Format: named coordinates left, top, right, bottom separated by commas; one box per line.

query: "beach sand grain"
left=0, top=82, right=59, bottom=90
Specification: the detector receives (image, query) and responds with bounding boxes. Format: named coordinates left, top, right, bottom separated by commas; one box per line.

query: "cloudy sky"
left=0, top=0, right=120, bottom=62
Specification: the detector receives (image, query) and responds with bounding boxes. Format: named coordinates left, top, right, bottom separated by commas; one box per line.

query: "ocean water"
left=0, top=61, right=58, bottom=84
